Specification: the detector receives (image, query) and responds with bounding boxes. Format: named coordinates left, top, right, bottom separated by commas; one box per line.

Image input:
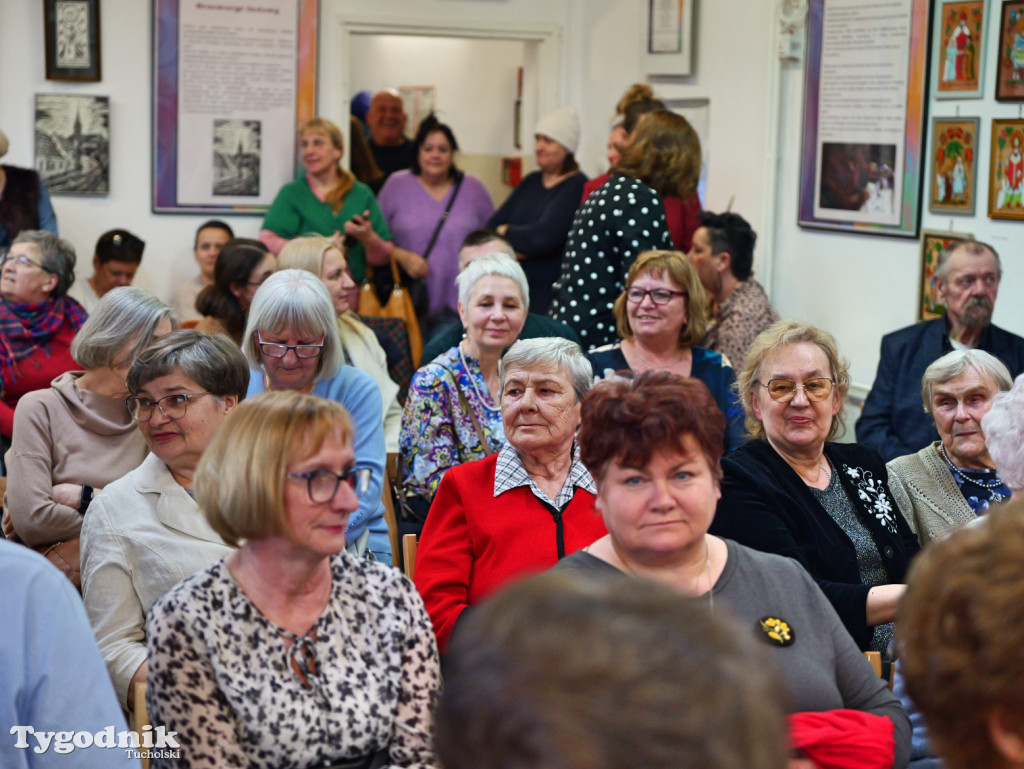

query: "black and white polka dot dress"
left=549, top=173, right=673, bottom=348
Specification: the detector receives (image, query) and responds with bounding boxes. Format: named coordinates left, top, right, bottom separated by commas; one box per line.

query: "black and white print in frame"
left=34, top=94, right=110, bottom=196
left=44, top=0, right=102, bottom=82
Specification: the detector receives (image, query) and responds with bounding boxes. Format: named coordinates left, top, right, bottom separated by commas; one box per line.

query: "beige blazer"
left=80, top=452, right=233, bottom=706
left=887, top=442, right=977, bottom=547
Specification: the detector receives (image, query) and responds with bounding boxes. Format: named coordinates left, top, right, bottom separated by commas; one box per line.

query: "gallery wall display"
left=798, top=0, right=930, bottom=238
left=643, top=0, right=694, bottom=76
left=152, top=0, right=317, bottom=214
left=988, top=117, right=1024, bottom=217
left=934, top=0, right=988, bottom=99
left=44, top=0, right=101, bottom=82
left=34, top=93, right=109, bottom=196
left=919, top=230, right=973, bottom=320
left=995, top=0, right=1024, bottom=100
left=929, top=116, right=980, bottom=215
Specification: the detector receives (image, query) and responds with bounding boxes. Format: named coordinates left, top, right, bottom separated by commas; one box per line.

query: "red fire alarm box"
left=502, top=157, right=522, bottom=187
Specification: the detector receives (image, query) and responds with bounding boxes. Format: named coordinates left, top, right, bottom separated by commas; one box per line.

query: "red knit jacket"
left=413, top=453, right=605, bottom=652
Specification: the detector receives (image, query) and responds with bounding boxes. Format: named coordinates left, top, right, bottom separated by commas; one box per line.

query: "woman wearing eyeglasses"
left=587, top=250, right=745, bottom=452
left=146, top=391, right=441, bottom=769
left=708, top=320, right=920, bottom=655
left=242, top=269, right=390, bottom=564
left=80, top=330, right=249, bottom=711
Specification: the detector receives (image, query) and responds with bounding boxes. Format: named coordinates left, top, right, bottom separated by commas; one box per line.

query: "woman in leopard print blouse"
left=146, top=391, right=440, bottom=769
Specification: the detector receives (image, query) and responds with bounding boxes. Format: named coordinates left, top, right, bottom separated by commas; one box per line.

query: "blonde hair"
left=298, top=118, right=355, bottom=214
left=277, top=234, right=342, bottom=276
left=616, top=111, right=701, bottom=199
left=197, top=390, right=354, bottom=547
left=613, top=251, right=708, bottom=348
left=736, top=320, right=851, bottom=442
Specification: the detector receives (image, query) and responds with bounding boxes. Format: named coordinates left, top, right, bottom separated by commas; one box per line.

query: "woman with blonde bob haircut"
left=587, top=250, right=744, bottom=451
left=147, top=391, right=441, bottom=769
left=278, top=234, right=402, bottom=450
left=710, top=319, right=919, bottom=654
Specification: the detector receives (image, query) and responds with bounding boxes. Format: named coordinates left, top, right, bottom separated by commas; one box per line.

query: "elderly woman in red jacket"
left=413, top=337, right=605, bottom=652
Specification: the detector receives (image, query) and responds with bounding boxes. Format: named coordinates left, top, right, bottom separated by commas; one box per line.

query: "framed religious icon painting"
left=934, top=0, right=987, bottom=99
left=996, top=0, right=1024, bottom=100
left=929, top=117, right=980, bottom=215
left=43, top=0, right=101, bottom=82
left=988, top=118, right=1024, bottom=218
left=919, top=230, right=972, bottom=321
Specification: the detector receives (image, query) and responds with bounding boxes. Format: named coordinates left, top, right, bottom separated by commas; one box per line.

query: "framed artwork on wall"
left=996, top=0, right=1024, bottom=100
left=43, top=0, right=101, bottom=82
left=929, top=117, right=980, bottom=215
left=988, top=118, right=1024, bottom=218
left=643, top=0, right=693, bottom=76
left=33, top=94, right=109, bottom=196
left=934, top=0, right=987, bottom=99
left=919, top=230, right=972, bottom=321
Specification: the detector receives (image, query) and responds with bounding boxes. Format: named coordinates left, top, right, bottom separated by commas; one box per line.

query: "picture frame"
left=34, top=93, right=110, bottom=196
left=988, top=117, right=1024, bottom=218
left=995, top=0, right=1024, bottom=100
left=43, top=0, right=101, bottom=82
left=643, top=0, right=694, bottom=76
left=919, top=230, right=973, bottom=321
left=934, top=0, right=987, bottom=99
left=929, top=116, right=980, bottom=215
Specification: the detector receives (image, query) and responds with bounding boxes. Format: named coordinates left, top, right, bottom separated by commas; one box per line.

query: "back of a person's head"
left=436, top=571, right=789, bottom=769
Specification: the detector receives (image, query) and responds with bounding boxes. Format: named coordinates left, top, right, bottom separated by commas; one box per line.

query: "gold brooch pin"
left=757, top=616, right=794, bottom=647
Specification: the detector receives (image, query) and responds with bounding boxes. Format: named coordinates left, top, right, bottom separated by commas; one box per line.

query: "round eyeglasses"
left=757, top=378, right=834, bottom=403
left=125, top=392, right=213, bottom=422
left=288, top=467, right=373, bottom=503
left=257, top=331, right=324, bottom=359
left=624, top=287, right=687, bottom=305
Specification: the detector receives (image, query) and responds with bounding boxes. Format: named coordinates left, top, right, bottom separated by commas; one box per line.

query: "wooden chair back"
left=402, top=533, right=417, bottom=580
left=381, top=453, right=400, bottom=563
left=132, top=681, right=152, bottom=769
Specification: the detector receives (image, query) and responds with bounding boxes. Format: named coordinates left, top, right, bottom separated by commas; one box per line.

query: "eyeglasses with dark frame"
left=288, top=467, right=373, bottom=503
left=0, top=251, right=54, bottom=273
left=125, top=392, right=214, bottom=422
left=624, top=287, right=688, bottom=305
left=257, top=331, right=325, bottom=359
left=757, top=377, right=835, bottom=403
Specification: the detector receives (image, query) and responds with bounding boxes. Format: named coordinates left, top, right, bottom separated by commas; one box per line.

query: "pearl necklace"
left=458, top=342, right=500, bottom=413
left=939, top=442, right=1005, bottom=490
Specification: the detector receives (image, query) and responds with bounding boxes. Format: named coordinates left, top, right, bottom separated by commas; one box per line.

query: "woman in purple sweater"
left=377, top=116, right=494, bottom=332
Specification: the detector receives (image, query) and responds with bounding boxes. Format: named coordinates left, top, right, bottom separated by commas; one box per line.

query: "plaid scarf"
left=0, top=296, right=87, bottom=384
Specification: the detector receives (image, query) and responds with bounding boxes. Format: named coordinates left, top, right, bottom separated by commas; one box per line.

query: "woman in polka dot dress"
left=551, top=111, right=701, bottom=349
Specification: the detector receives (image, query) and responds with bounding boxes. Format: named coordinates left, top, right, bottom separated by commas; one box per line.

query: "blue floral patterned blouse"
left=399, top=347, right=505, bottom=501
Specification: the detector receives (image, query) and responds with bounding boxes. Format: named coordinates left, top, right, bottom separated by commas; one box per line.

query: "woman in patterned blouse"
left=146, top=391, right=441, bottom=769
left=399, top=254, right=527, bottom=510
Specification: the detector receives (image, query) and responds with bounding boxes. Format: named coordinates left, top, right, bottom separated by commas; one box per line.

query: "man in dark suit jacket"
left=857, top=240, right=1024, bottom=462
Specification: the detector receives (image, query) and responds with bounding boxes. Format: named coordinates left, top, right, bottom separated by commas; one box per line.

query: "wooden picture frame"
left=43, top=0, right=101, bottom=82
left=929, top=117, right=980, bottom=215
left=643, top=0, right=694, bottom=76
left=919, top=230, right=973, bottom=321
left=988, top=118, right=1024, bottom=218
left=935, top=0, right=988, bottom=99
left=996, top=0, right=1024, bottom=100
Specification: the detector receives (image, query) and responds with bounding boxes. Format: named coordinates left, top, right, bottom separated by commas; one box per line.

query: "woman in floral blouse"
left=707, top=320, right=920, bottom=656
left=399, top=254, right=527, bottom=510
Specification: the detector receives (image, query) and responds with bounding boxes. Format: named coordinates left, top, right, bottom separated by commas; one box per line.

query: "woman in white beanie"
left=487, top=106, right=587, bottom=315
left=0, top=128, right=60, bottom=249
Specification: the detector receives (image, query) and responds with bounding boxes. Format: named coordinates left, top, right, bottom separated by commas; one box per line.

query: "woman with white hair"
left=243, top=269, right=390, bottom=563
left=400, top=253, right=528, bottom=507
left=888, top=349, right=1012, bottom=546
left=3, top=287, right=174, bottom=556
left=981, top=373, right=1024, bottom=494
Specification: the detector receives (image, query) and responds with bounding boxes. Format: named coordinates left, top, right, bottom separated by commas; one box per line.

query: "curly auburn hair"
left=579, top=370, right=726, bottom=481
left=616, top=110, right=701, bottom=200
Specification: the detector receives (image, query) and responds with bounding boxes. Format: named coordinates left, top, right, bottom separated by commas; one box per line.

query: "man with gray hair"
left=857, top=240, right=1024, bottom=462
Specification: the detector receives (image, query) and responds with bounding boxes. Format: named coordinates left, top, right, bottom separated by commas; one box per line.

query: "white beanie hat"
left=534, top=106, right=580, bottom=155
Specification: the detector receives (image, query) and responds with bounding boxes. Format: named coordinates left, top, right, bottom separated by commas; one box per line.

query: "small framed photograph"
left=935, top=0, right=988, bottom=99
left=996, top=0, right=1024, bottom=100
left=43, top=0, right=101, bottom=82
left=988, top=118, right=1024, bottom=218
left=929, top=117, right=980, bottom=215
left=34, top=94, right=110, bottom=196
left=919, top=230, right=973, bottom=321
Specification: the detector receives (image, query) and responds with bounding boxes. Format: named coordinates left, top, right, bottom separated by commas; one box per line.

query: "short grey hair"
left=71, top=287, right=177, bottom=369
left=921, top=349, right=1012, bottom=414
left=242, top=269, right=344, bottom=381
left=11, top=230, right=77, bottom=297
left=456, top=253, right=529, bottom=311
left=982, top=374, right=1024, bottom=490
left=499, top=338, right=592, bottom=402
left=934, top=240, right=1001, bottom=281
left=127, top=329, right=250, bottom=400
